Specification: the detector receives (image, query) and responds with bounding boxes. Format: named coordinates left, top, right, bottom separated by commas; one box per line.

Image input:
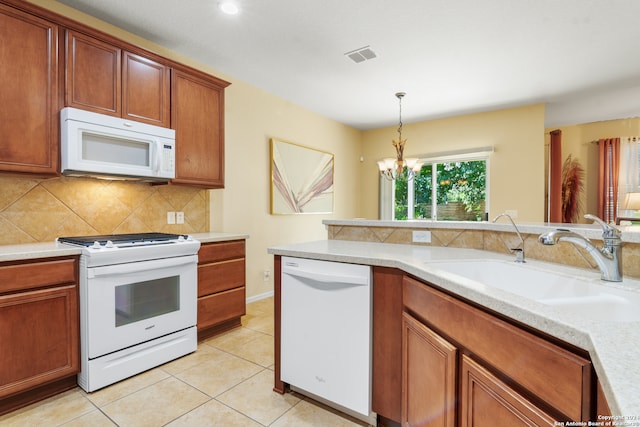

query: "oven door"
left=85, top=254, right=197, bottom=359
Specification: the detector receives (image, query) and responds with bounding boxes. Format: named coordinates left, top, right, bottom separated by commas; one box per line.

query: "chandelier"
left=377, top=92, right=423, bottom=180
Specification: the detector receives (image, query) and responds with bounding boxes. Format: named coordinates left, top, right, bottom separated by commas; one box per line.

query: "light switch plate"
left=167, top=211, right=176, bottom=224
left=176, top=211, right=184, bottom=224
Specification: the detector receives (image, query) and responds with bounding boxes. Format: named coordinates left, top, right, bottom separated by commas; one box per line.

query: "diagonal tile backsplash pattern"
left=328, top=224, right=640, bottom=279
left=0, top=176, right=209, bottom=245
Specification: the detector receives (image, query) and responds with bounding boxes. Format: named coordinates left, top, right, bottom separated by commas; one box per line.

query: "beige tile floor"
left=0, top=297, right=368, bottom=427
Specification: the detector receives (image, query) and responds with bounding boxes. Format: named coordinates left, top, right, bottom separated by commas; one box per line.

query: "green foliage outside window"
left=395, top=160, right=486, bottom=221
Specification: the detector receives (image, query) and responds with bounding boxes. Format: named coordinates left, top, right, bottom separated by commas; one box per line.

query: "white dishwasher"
left=281, top=256, right=373, bottom=423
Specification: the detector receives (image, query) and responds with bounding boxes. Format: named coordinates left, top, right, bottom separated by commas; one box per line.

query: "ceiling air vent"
left=345, top=46, right=377, bottom=63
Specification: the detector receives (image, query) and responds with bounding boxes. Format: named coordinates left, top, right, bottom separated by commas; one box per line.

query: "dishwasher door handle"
left=282, top=267, right=369, bottom=286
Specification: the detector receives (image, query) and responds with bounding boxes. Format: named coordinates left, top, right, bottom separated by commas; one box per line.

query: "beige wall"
left=25, top=0, right=363, bottom=299
left=360, top=104, right=546, bottom=222
left=545, top=118, right=640, bottom=223
left=211, top=82, right=362, bottom=298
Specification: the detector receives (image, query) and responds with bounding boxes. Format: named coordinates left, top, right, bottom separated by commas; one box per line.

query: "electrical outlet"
left=176, top=211, right=184, bottom=224
left=412, top=230, right=431, bottom=243
left=167, top=211, right=176, bottom=224
left=263, top=270, right=271, bottom=282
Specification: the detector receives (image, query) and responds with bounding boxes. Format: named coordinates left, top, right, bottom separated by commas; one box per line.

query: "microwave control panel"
left=162, top=144, right=175, bottom=172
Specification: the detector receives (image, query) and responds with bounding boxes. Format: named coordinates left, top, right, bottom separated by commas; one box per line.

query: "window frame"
left=380, top=150, right=491, bottom=221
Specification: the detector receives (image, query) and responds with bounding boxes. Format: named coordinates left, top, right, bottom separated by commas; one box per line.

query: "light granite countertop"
left=190, top=232, right=249, bottom=243
left=0, top=232, right=249, bottom=263
left=268, top=239, right=640, bottom=418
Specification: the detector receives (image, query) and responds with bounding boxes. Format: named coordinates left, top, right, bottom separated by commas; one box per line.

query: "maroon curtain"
left=597, top=138, right=620, bottom=223
left=549, top=130, right=563, bottom=222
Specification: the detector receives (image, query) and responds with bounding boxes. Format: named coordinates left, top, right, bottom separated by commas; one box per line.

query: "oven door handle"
left=88, top=255, right=197, bottom=278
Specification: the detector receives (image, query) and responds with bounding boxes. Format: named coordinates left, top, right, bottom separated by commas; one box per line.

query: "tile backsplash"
left=327, top=224, right=640, bottom=279
left=0, top=176, right=208, bottom=245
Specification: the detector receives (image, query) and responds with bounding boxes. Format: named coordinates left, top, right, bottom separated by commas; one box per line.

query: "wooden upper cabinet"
left=171, top=70, right=229, bottom=188
left=122, top=51, right=170, bottom=126
left=0, top=4, right=58, bottom=175
left=66, top=30, right=121, bottom=116
left=65, top=31, right=170, bottom=127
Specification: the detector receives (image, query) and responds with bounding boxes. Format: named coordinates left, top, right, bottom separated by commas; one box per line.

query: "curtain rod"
left=590, top=136, right=639, bottom=144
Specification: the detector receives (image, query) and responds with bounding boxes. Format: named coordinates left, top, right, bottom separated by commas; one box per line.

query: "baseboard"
left=246, top=290, right=274, bottom=304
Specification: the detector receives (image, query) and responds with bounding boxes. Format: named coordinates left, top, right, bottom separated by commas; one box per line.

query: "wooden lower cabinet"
left=460, top=355, right=556, bottom=427
left=197, top=240, right=246, bottom=340
left=402, top=312, right=457, bottom=427
left=372, top=267, right=404, bottom=423
left=402, top=275, right=592, bottom=423
left=0, top=256, right=79, bottom=415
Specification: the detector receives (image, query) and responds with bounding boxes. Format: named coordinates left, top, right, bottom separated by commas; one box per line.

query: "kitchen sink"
left=425, top=260, right=640, bottom=322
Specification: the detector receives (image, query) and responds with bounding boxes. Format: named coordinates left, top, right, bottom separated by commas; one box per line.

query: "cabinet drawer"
left=198, top=259, right=245, bottom=296
left=403, top=276, right=591, bottom=421
left=198, top=287, right=246, bottom=331
left=198, top=240, right=245, bottom=264
left=0, top=258, right=78, bottom=294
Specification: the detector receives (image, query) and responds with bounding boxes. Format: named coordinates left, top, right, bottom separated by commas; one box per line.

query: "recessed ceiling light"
left=219, top=1, right=239, bottom=15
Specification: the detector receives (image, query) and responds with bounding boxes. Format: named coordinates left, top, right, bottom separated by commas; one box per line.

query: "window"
left=382, top=155, right=489, bottom=221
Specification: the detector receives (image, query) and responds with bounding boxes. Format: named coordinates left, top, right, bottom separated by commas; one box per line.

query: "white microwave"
left=60, top=107, right=176, bottom=181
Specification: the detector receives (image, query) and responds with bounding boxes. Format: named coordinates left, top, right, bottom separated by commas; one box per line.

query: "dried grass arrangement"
left=561, top=155, right=585, bottom=223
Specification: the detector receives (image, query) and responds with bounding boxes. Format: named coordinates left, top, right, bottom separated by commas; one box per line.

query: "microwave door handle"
left=152, top=139, right=161, bottom=173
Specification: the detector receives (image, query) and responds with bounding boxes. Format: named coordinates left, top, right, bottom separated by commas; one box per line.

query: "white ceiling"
left=55, top=0, right=640, bottom=130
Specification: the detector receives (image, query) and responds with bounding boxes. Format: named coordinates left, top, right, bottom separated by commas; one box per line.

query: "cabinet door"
left=460, top=355, right=556, bottom=427
left=198, top=287, right=246, bottom=331
left=402, top=313, right=457, bottom=427
left=122, top=51, right=170, bottom=127
left=171, top=70, right=226, bottom=188
left=0, top=5, right=58, bottom=175
left=0, top=285, right=79, bottom=398
left=66, top=30, right=121, bottom=116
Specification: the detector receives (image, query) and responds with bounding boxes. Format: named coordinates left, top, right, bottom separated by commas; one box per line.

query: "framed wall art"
left=270, top=138, right=334, bottom=214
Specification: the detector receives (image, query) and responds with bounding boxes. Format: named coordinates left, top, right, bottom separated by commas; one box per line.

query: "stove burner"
left=58, top=232, right=187, bottom=247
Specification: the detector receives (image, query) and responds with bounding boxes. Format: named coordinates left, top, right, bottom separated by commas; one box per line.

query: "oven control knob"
left=91, top=241, right=102, bottom=249
left=105, top=240, right=115, bottom=248
left=178, top=235, right=186, bottom=242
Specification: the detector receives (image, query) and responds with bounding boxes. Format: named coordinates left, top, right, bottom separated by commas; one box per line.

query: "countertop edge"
left=190, top=232, right=249, bottom=243
left=0, top=233, right=249, bottom=263
left=0, top=242, right=82, bottom=262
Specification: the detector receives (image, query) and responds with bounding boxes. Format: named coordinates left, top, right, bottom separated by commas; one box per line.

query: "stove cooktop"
left=58, top=232, right=187, bottom=247
left=57, top=232, right=200, bottom=266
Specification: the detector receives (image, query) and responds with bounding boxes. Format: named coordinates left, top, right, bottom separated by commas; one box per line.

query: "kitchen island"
left=268, top=238, right=640, bottom=423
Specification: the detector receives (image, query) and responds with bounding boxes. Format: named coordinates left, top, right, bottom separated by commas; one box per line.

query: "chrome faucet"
left=538, top=214, right=623, bottom=282
left=492, top=212, right=526, bottom=263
